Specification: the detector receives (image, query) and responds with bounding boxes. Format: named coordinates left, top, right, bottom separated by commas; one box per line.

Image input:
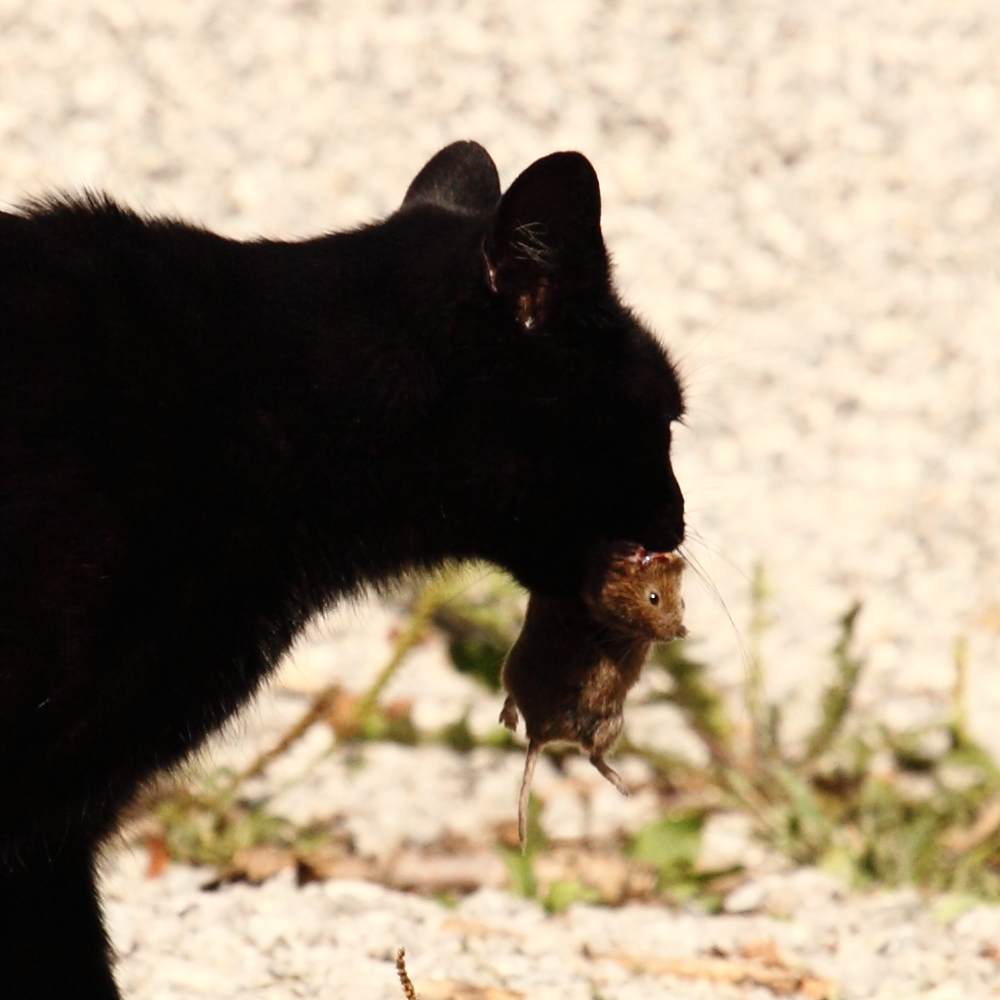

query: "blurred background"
left=4, top=0, right=1000, bottom=925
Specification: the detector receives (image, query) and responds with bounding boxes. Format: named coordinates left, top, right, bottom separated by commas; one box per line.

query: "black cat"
left=0, top=141, right=684, bottom=997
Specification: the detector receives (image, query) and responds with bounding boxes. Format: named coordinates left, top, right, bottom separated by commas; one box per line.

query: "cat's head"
left=402, top=142, right=686, bottom=593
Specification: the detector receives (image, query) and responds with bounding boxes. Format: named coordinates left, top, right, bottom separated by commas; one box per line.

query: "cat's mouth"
left=607, top=540, right=682, bottom=566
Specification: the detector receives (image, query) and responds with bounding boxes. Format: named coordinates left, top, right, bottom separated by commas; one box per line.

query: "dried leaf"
left=415, top=982, right=523, bottom=1000
left=440, top=918, right=522, bottom=941
left=226, top=844, right=294, bottom=884
left=144, top=835, right=170, bottom=879
left=387, top=850, right=507, bottom=894
left=596, top=947, right=837, bottom=998
left=739, top=938, right=783, bottom=966
left=295, top=847, right=374, bottom=884
left=942, top=796, right=1000, bottom=854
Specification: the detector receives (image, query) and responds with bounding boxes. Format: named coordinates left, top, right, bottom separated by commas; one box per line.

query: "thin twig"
left=802, top=601, right=863, bottom=765
left=236, top=684, right=343, bottom=783
left=952, top=634, right=969, bottom=746
left=746, top=562, right=775, bottom=782
left=232, top=570, right=463, bottom=788
left=353, top=581, right=442, bottom=720
left=396, top=948, right=418, bottom=1000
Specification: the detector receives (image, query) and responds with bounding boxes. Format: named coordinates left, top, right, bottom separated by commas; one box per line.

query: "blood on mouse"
left=500, top=544, right=686, bottom=848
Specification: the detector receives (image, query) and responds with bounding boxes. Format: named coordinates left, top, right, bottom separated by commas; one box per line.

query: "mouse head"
left=582, top=542, right=686, bottom=641
left=398, top=142, right=685, bottom=594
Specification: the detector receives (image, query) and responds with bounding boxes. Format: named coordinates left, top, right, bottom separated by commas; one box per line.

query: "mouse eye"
left=648, top=591, right=660, bottom=606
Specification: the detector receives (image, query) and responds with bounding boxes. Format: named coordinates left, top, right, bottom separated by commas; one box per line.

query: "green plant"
left=648, top=639, right=734, bottom=772
left=802, top=601, right=864, bottom=765
left=543, top=878, right=601, bottom=913
left=147, top=768, right=296, bottom=869
left=499, top=792, right=545, bottom=897
left=143, top=560, right=1000, bottom=908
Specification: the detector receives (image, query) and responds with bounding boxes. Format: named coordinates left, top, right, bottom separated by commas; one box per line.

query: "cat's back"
left=0, top=195, right=201, bottom=288
left=0, top=197, right=238, bottom=412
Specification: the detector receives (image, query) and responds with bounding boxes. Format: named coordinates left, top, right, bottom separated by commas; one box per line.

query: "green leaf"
left=628, top=814, right=703, bottom=882
left=499, top=847, right=536, bottom=899
left=433, top=566, right=525, bottom=693
left=438, top=716, right=476, bottom=752
left=932, top=893, right=981, bottom=924
left=447, top=637, right=507, bottom=692
left=543, top=879, right=600, bottom=913
left=819, top=842, right=860, bottom=885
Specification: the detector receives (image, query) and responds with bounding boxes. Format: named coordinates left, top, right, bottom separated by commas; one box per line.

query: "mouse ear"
left=646, top=550, right=684, bottom=567
left=403, top=141, right=500, bottom=215
left=484, top=151, right=608, bottom=334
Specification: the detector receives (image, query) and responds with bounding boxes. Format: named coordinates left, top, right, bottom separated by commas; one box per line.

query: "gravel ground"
left=4, top=1, right=1000, bottom=997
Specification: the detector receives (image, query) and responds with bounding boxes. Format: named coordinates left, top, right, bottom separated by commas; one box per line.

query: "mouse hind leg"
left=583, top=714, right=628, bottom=796
left=589, top=753, right=629, bottom=796
left=1, top=840, right=120, bottom=999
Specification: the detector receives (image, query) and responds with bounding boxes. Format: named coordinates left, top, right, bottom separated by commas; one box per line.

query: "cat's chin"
left=628, top=518, right=685, bottom=557
left=604, top=539, right=680, bottom=564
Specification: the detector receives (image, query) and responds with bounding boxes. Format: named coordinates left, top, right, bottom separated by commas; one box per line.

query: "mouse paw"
left=499, top=695, right=519, bottom=732
left=591, top=754, right=629, bottom=796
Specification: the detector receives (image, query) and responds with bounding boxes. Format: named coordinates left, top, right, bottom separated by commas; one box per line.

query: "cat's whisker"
left=681, top=528, right=751, bottom=582
left=678, top=541, right=754, bottom=675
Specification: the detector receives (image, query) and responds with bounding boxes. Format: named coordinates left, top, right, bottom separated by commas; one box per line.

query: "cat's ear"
left=403, top=141, right=501, bottom=215
left=484, top=151, right=608, bottom=334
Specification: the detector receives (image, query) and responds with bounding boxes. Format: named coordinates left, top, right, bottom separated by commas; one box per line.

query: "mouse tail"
left=591, top=754, right=629, bottom=797
left=518, top=742, right=541, bottom=852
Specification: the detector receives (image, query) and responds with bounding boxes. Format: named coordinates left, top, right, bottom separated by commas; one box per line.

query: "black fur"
left=0, top=141, right=684, bottom=997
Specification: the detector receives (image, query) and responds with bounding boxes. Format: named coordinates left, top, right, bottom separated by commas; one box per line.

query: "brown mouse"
left=500, top=545, right=686, bottom=846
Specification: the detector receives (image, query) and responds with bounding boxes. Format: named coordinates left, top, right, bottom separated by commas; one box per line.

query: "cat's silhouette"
left=0, top=141, right=684, bottom=997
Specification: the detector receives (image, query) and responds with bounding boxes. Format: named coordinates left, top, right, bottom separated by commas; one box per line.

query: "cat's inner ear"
left=403, top=141, right=501, bottom=215
left=484, top=151, right=608, bottom=334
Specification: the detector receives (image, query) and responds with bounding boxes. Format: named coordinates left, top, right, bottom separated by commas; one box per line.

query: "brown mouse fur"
left=500, top=545, right=685, bottom=846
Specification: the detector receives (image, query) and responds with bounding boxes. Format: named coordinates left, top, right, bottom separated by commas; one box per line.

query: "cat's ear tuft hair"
left=484, top=151, right=608, bottom=334
left=403, top=141, right=501, bottom=215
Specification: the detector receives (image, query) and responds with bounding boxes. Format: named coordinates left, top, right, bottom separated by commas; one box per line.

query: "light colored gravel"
left=5, top=1, right=1000, bottom=997
left=100, top=851, right=1000, bottom=1000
